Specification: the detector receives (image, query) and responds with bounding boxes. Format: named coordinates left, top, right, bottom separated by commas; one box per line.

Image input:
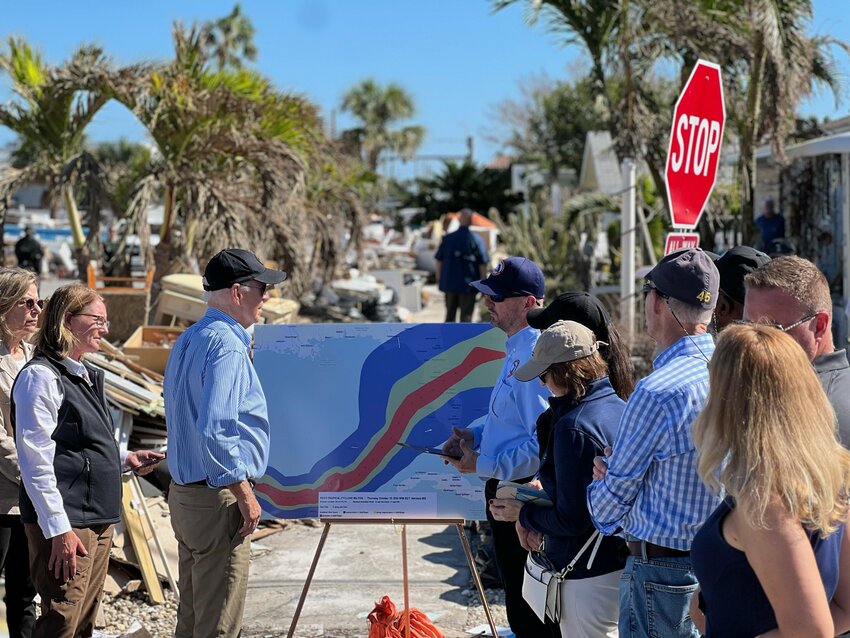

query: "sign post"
left=664, top=59, right=726, bottom=253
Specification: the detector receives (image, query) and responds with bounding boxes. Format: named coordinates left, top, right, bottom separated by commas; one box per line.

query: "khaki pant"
left=169, top=482, right=251, bottom=638
left=24, top=523, right=114, bottom=638
left=558, top=569, right=621, bottom=638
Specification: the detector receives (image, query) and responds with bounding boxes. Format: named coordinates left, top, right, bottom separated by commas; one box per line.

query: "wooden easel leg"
left=286, top=522, right=332, bottom=638
left=455, top=523, right=500, bottom=638
left=401, top=524, right=411, bottom=638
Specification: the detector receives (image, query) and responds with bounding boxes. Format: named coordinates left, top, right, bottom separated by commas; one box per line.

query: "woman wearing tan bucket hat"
left=490, top=320, right=626, bottom=637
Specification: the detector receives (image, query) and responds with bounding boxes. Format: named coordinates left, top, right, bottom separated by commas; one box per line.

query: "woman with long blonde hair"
left=691, top=323, right=850, bottom=637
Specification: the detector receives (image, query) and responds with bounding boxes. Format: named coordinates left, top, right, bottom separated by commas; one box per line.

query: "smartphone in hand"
left=122, top=453, right=166, bottom=474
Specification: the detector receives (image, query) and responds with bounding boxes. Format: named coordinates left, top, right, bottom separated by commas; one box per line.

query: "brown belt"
left=626, top=540, right=689, bottom=559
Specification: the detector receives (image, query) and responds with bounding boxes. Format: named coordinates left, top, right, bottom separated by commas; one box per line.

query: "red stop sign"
left=665, top=60, right=726, bottom=229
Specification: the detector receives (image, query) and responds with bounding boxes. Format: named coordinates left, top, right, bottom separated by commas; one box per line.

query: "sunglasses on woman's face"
left=17, top=298, right=44, bottom=311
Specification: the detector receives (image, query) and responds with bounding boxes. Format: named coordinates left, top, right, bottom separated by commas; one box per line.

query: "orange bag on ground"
left=367, top=596, right=445, bottom=638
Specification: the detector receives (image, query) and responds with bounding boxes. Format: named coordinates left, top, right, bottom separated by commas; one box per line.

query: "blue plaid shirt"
left=587, top=333, right=720, bottom=551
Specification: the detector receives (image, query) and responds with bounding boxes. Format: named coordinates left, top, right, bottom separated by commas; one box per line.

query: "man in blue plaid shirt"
left=587, top=248, right=721, bottom=638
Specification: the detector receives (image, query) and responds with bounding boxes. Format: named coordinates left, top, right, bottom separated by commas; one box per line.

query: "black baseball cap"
left=526, top=291, right=611, bottom=340
left=646, top=248, right=719, bottom=310
left=202, top=248, right=287, bottom=291
left=471, top=257, right=545, bottom=299
left=714, top=246, right=771, bottom=305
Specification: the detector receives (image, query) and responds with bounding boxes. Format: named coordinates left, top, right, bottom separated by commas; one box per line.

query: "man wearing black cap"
left=588, top=248, right=721, bottom=638
left=713, top=246, right=771, bottom=331
left=164, top=248, right=286, bottom=638
left=442, top=256, right=552, bottom=638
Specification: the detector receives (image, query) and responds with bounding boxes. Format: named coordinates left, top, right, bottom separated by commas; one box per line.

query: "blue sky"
left=2, top=0, right=850, bottom=180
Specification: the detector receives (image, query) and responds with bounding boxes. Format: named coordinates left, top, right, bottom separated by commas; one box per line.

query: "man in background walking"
left=434, top=208, right=489, bottom=322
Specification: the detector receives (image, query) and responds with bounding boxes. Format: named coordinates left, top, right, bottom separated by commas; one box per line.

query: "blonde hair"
left=0, top=267, right=37, bottom=347
left=693, top=324, right=850, bottom=535
left=744, top=256, right=831, bottom=316
left=34, top=284, right=103, bottom=359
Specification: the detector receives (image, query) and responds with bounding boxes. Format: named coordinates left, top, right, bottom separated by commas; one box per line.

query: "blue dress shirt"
left=164, top=307, right=271, bottom=487
left=587, top=333, right=720, bottom=550
left=468, top=325, right=550, bottom=480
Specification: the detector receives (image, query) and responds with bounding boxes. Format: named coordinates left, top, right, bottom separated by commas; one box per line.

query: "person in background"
left=711, top=246, right=770, bottom=331
left=690, top=323, right=850, bottom=637
left=754, top=198, right=785, bottom=252
left=587, top=248, right=720, bottom=638
left=0, top=268, right=41, bottom=638
left=443, top=256, right=551, bottom=638
left=14, top=227, right=43, bottom=276
left=434, top=208, right=489, bottom=322
left=490, top=320, right=625, bottom=638
left=12, top=284, right=162, bottom=638
left=743, top=255, right=850, bottom=445
left=165, top=248, right=285, bottom=638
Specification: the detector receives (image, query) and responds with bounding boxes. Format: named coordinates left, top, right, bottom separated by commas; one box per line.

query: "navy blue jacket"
left=519, top=377, right=626, bottom=577
left=434, top=227, right=488, bottom=294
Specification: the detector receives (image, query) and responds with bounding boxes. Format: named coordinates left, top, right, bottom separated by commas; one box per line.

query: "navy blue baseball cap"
left=646, top=248, right=719, bottom=310
left=203, top=248, right=287, bottom=291
left=471, top=257, right=545, bottom=300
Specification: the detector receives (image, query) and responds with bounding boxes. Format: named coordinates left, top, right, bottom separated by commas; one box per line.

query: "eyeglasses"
left=17, top=298, right=43, bottom=311
left=72, top=313, right=110, bottom=330
left=735, top=312, right=819, bottom=333
left=486, top=291, right=531, bottom=303
left=241, top=281, right=270, bottom=295
left=642, top=282, right=669, bottom=300
left=538, top=368, right=550, bottom=382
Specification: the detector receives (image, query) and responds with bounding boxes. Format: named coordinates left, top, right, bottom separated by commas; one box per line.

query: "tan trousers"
left=24, top=523, right=114, bottom=638
left=169, top=482, right=251, bottom=638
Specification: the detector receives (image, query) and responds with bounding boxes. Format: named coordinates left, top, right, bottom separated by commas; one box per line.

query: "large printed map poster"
left=252, top=323, right=504, bottom=520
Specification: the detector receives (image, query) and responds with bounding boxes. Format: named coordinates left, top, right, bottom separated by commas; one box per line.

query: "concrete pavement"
left=242, top=522, right=507, bottom=637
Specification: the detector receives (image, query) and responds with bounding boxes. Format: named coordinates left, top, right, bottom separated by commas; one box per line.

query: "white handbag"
left=521, top=530, right=604, bottom=623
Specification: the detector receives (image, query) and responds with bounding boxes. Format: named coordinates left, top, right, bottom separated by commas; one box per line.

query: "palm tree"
left=340, top=79, right=425, bottom=172
left=202, top=3, right=258, bottom=70
left=95, top=23, right=310, bottom=284
left=493, top=0, right=622, bottom=94
left=87, top=20, right=369, bottom=297
left=0, top=37, right=110, bottom=272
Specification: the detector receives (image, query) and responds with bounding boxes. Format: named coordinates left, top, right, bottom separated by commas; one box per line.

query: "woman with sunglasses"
left=0, top=267, right=41, bottom=637
left=691, top=324, right=850, bottom=636
left=490, top=320, right=626, bottom=637
left=12, top=284, right=162, bottom=637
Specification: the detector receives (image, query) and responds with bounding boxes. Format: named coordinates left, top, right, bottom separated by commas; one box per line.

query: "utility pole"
left=620, top=159, right=636, bottom=340
left=466, top=136, right=474, bottom=163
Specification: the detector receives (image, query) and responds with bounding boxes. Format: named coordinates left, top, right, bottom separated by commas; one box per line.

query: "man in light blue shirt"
left=165, top=248, right=285, bottom=638
left=587, top=248, right=720, bottom=638
left=443, top=257, right=551, bottom=638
